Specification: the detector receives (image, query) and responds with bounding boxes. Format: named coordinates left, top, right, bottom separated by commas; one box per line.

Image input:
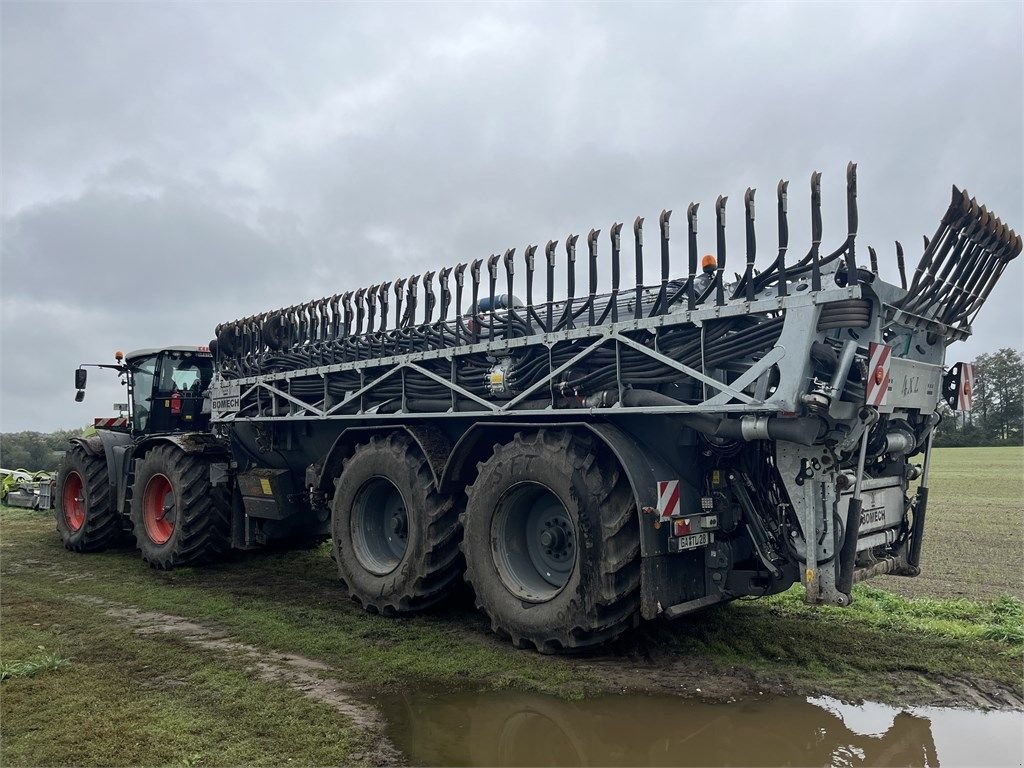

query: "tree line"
left=1, top=349, right=1020, bottom=472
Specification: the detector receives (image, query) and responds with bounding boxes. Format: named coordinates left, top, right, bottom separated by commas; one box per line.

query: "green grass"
left=1, top=446, right=1021, bottom=764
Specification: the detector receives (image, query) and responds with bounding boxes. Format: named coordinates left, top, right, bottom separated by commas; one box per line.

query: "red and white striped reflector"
left=958, top=363, right=974, bottom=411
left=657, top=480, right=680, bottom=520
left=94, top=417, right=128, bottom=428
left=865, top=342, right=892, bottom=407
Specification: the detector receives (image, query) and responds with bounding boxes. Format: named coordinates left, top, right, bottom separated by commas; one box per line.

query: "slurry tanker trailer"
left=58, top=164, right=1019, bottom=651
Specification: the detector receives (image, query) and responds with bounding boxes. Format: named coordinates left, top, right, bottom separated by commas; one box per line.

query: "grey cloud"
left=2, top=0, right=1021, bottom=431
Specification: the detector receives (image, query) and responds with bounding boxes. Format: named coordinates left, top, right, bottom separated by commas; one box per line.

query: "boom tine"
left=545, top=240, right=557, bottom=332
left=438, top=268, right=452, bottom=321
left=393, top=277, right=405, bottom=329
left=365, top=288, right=377, bottom=334
left=896, top=241, right=907, bottom=289
left=354, top=288, right=366, bottom=336
left=658, top=210, right=671, bottom=315
left=524, top=244, right=537, bottom=334
left=470, top=259, right=482, bottom=340
left=378, top=282, right=390, bottom=332
left=744, top=188, right=756, bottom=301
left=587, top=228, right=600, bottom=325
left=487, top=254, right=499, bottom=340
left=687, top=203, right=699, bottom=310
left=633, top=216, right=644, bottom=320
left=405, top=274, right=419, bottom=328
left=328, top=294, right=341, bottom=339
left=610, top=222, right=622, bottom=323
left=342, top=291, right=353, bottom=340
left=810, top=171, right=822, bottom=291
left=565, top=234, right=579, bottom=329
left=868, top=246, right=879, bottom=275
left=715, top=195, right=727, bottom=306
left=453, top=263, right=466, bottom=343
left=423, top=271, right=435, bottom=325
left=777, top=180, right=789, bottom=297
left=503, top=248, right=516, bottom=336
left=845, top=162, right=859, bottom=287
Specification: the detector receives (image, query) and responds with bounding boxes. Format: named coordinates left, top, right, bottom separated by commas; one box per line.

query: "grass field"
left=1, top=446, right=1021, bottom=765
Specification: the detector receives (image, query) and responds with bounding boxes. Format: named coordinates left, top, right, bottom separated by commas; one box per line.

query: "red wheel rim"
left=143, top=473, right=175, bottom=545
left=62, top=471, right=86, bottom=532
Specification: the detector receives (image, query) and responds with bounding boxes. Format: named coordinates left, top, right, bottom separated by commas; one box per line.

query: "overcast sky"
left=2, top=1, right=1021, bottom=432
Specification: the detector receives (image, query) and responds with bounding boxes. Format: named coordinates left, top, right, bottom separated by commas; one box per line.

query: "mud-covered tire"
left=129, top=445, right=230, bottom=569
left=462, top=430, right=640, bottom=652
left=54, top=444, right=123, bottom=551
left=331, top=433, right=462, bottom=615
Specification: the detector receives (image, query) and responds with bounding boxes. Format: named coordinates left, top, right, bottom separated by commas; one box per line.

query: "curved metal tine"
left=453, top=263, right=467, bottom=343
left=777, top=180, right=789, bottom=296
left=633, top=216, right=644, bottom=319
left=340, top=293, right=353, bottom=341
left=523, top=245, right=537, bottom=333
left=502, top=248, right=516, bottom=336
left=378, top=282, right=391, bottom=333
left=365, top=285, right=378, bottom=335
left=438, top=267, right=452, bottom=322
left=896, top=241, right=907, bottom=289
left=810, top=171, right=822, bottom=291
left=942, top=211, right=1005, bottom=323
left=317, top=298, right=330, bottom=342
left=906, top=195, right=982, bottom=313
left=845, top=162, right=859, bottom=286
left=587, top=228, right=600, bottom=325
left=869, top=246, right=879, bottom=275
left=715, top=195, right=728, bottom=306
left=423, top=271, right=436, bottom=325
left=393, top=277, right=406, bottom=330
left=327, top=294, right=340, bottom=339
left=545, top=240, right=557, bottom=331
left=469, top=259, right=483, bottom=341
left=353, top=288, right=366, bottom=336
left=686, top=204, right=699, bottom=309
left=487, top=254, right=499, bottom=340
left=906, top=187, right=968, bottom=297
left=405, top=274, right=419, bottom=328
left=564, top=234, right=579, bottom=329
left=743, top=188, right=756, bottom=301
left=657, top=210, right=671, bottom=315
left=609, top=223, right=623, bottom=323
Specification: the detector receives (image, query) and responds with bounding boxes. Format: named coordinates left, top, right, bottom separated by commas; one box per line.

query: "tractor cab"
left=74, top=346, right=214, bottom=436
left=124, top=347, right=214, bottom=435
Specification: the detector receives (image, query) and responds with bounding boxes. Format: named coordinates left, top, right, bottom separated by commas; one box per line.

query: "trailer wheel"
left=331, top=433, right=462, bottom=615
left=129, top=445, right=230, bottom=569
left=462, top=430, right=640, bottom=652
left=55, top=445, right=123, bottom=551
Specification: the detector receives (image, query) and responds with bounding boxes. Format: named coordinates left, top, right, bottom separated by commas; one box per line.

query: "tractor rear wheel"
left=55, top=444, right=123, bottom=551
left=331, top=433, right=462, bottom=615
left=129, top=445, right=230, bottom=569
left=461, top=430, right=641, bottom=652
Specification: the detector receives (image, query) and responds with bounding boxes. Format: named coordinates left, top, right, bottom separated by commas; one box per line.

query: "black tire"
left=331, top=433, right=462, bottom=615
left=129, top=445, right=230, bottom=569
left=462, top=430, right=641, bottom=652
left=54, top=445, right=123, bottom=551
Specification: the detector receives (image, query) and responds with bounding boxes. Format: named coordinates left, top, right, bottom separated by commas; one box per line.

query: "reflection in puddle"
left=383, top=690, right=1022, bottom=767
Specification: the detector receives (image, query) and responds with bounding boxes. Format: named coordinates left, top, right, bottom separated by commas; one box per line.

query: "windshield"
left=130, top=355, right=157, bottom=432
left=156, top=352, right=213, bottom=395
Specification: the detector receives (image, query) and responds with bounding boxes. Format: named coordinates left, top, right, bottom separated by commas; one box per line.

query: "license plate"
left=671, top=532, right=710, bottom=552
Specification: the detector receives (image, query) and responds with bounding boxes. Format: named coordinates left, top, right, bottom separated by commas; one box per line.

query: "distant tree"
left=0, top=430, right=82, bottom=472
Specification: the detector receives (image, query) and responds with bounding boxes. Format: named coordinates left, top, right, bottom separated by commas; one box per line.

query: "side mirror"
left=75, top=368, right=87, bottom=389
left=75, top=390, right=85, bottom=402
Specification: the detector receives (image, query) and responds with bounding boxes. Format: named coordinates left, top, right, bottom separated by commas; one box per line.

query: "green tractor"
left=55, top=346, right=232, bottom=568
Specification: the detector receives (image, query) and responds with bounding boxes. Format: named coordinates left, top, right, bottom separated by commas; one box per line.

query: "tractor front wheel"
left=130, top=445, right=230, bottom=569
left=55, top=444, right=123, bottom=551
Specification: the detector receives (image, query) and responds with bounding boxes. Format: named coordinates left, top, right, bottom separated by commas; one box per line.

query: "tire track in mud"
left=79, top=597, right=403, bottom=766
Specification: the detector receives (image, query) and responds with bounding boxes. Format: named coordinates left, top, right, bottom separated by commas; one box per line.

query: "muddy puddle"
left=382, top=690, right=1022, bottom=767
